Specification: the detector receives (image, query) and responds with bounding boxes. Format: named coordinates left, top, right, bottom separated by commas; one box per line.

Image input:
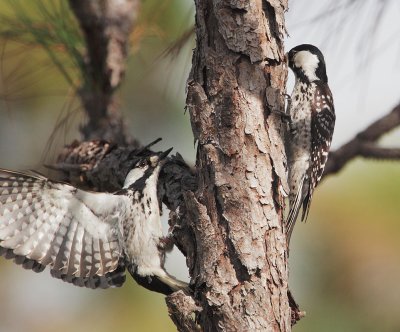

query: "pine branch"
left=324, top=102, right=400, bottom=176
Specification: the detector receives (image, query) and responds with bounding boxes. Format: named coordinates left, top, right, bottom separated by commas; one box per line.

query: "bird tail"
left=156, top=271, right=189, bottom=293
left=130, top=266, right=189, bottom=295
left=286, top=175, right=305, bottom=246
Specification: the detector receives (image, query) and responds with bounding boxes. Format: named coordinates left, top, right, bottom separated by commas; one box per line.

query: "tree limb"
left=68, top=0, right=140, bottom=144
left=51, top=140, right=196, bottom=212
left=324, top=102, right=400, bottom=176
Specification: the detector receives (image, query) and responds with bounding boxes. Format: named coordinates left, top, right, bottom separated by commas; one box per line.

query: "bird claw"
left=271, top=109, right=291, bottom=122
left=159, top=235, right=175, bottom=252
left=270, top=93, right=291, bottom=122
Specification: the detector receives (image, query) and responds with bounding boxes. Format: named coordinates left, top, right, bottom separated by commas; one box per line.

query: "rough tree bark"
left=167, top=1, right=291, bottom=331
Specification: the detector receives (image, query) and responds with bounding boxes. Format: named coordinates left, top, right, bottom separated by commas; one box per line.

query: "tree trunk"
left=168, top=0, right=291, bottom=331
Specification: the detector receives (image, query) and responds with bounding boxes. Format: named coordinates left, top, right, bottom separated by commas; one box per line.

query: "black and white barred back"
left=0, top=149, right=187, bottom=294
left=286, top=44, right=336, bottom=243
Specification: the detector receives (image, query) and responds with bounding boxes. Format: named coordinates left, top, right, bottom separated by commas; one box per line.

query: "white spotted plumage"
left=0, top=150, right=188, bottom=294
left=0, top=170, right=125, bottom=286
left=286, top=44, right=336, bottom=244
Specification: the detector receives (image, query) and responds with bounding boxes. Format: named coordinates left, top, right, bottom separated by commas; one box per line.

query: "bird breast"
left=288, top=82, right=314, bottom=157
left=122, top=189, right=164, bottom=276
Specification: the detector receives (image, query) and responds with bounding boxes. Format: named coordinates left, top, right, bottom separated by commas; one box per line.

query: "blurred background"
left=0, top=0, right=399, bottom=331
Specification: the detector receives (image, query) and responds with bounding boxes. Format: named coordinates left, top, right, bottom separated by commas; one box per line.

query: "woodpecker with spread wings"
left=0, top=148, right=187, bottom=295
left=285, top=44, right=336, bottom=243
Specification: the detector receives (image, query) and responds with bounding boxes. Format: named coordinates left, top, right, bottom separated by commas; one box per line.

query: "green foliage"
left=0, top=0, right=85, bottom=88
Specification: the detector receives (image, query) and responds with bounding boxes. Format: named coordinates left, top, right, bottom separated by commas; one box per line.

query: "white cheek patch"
left=294, top=51, right=319, bottom=81
left=123, top=167, right=147, bottom=188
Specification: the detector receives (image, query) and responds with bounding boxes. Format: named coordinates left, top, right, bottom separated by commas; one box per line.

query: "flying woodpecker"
left=285, top=44, right=336, bottom=243
left=0, top=148, right=188, bottom=295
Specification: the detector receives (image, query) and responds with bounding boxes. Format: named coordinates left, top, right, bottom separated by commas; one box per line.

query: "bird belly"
left=287, top=94, right=312, bottom=206
left=124, top=192, right=165, bottom=277
left=287, top=153, right=310, bottom=204
left=125, top=217, right=164, bottom=277
left=287, top=111, right=311, bottom=165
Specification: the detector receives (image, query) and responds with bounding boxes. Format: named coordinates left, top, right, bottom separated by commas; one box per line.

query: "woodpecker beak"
left=159, top=147, right=173, bottom=160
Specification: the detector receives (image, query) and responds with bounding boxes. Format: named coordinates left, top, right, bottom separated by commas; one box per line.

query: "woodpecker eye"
left=138, top=160, right=147, bottom=167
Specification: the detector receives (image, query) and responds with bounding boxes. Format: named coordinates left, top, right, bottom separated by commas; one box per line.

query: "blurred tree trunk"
left=168, top=0, right=291, bottom=331
left=69, top=0, right=140, bottom=145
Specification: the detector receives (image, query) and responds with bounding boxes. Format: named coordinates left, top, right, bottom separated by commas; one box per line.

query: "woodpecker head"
left=288, top=44, right=328, bottom=83
left=123, top=148, right=173, bottom=189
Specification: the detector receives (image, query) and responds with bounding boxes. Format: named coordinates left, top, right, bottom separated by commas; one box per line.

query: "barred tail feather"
left=156, top=271, right=189, bottom=293
left=129, top=265, right=188, bottom=295
left=286, top=176, right=305, bottom=245
left=301, top=191, right=312, bottom=222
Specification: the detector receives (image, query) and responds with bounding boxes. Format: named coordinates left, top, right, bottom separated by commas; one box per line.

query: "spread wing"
left=0, top=169, right=127, bottom=288
left=302, top=82, right=336, bottom=220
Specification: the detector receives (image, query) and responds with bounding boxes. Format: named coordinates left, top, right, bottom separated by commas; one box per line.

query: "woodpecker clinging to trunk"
left=285, top=44, right=336, bottom=243
left=0, top=148, right=188, bottom=295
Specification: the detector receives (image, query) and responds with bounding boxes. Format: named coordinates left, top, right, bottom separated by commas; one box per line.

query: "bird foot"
left=159, top=235, right=175, bottom=252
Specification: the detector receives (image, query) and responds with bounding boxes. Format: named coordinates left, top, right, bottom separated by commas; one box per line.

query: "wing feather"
left=302, top=82, right=335, bottom=221
left=0, top=169, right=126, bottom=288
